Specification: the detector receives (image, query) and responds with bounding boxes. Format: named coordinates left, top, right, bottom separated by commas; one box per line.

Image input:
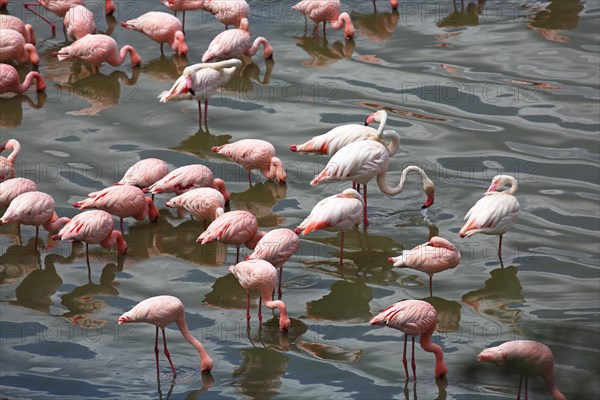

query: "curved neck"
left=110, top=45, right=136, bottom=66
left=542, top=373, right=566, bottom=400
left=376, top=165, right=429, bottom=196
left=330, top=13, right=354, bottom=38
left=42, top=214, right=70, bottom=232
left=212, top=178, right=230, bottom=204
left=381, top=130, right=400, bottom=155
left=375, top=112, right=387, bottom=137
left=176, top=313, right=213, bottom=371
left=244, top=230, right=266, bottom=250
left=146, top=197, right=159, bottom=222
left=261, top=290, right=290, bottom=331
left=5, top=141, right=21, bottom=162
left=25, top=44, right=39, bottom=66
left=419, top=330, right=447, bottom=378
left=505, top=178, right=518, bottom=195
left=100, top=230, right=127, bottom=253
left=247, top=37, right=273, bottom=59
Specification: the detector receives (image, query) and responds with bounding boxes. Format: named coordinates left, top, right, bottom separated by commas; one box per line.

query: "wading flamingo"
left=158, top=58, right=242, bottom=128
left=229, top=259, right=291, bottom=331
left=370, top=299, right=448, bottom=381
left=118, top=295, right=214, bottom=376
left=0, top=63, right=46, bottom=95
left=201, top=18, right=273, bottom=62
left=117, top=158, right=169, bottom=194
left=121, top=11, right=188, bottom=56
left=203, top=0, right=249, bottom=29
left=161, top=0, right=204, bottom=33
left=0, top=177, right=37, bottom=207
left=0, top=138, right=20, bottom=182
left=64, top=5, right=96, bottom=40
left=0, top=29, right=40, bottom=66
left=23, top=0, right=114, bottom=35
left=477, top=340, right=566, bottom=400
left=245, top=228, right=300, bottom=299
left=389, top=236, right=461, bottom=296
left=52, top=209, right=127, bottom=262
left=459, top=175, right=520, bottom=261
left=293, top=0, right=355, bottom=39
left=0, top=15, right=36, bottom=44
left=165, top=187, right=225, bottom=224
left=295, top=188, right=363, bottom=267
left=212, top=139, right=286, bottom=185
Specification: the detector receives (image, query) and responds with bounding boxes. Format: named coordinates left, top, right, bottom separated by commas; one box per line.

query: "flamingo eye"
left=382, top=319, right=388, bottom=325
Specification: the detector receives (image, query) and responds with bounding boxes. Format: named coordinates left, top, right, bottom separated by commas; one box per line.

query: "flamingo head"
left=117, top=314, right=132, bottom=324
left=340, top=12, right=355, bottom=40
left=201, top=355, right=214, bottom=374
left=174, top=31, right=188, bottom=56
left=183, top=70, right=195, bottom=96
left=337, top=188, right=363, bottom=203
left=364, top=110, right=385, bottom=126
left=105, top=0, right=116, bottom=15
left=477, top=346, right=508, bottom=365
left=487, top=175, right=516, bottom=193
left=422, top=178, right=435, bottom=209
left=239, top=18, right=250, bottom=32
left=279, top=315, right=291, bottom=331
left=268, top=157, right=286, bottom=184
left=390, top=0, right=399, bottom=10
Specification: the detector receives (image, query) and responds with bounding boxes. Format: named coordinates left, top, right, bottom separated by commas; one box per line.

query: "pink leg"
left=498, top=234, right=503, bottom=259
left=278, top=267, right=283, bottom=299
left=85, top=243, right=90, bottom=265
left=313, top=24, right=318, bottom=37
left=154, top=326, right=160, bottom=374
left=204, top=100, right=208, bottom=127
left=402, top=334, right=409, bottom=379
left=120, top=218, right=124, bottom=233
left=246, top=291, right=251, bottom=322
left=34, top=226, right=39, bottom=248
left=182, top=11, right=186, bottom=33
left=322, top=21, right=327, bottom=38
left=248, top=171, right=252, bottom=185
left=517, top=376, right=522, bottom=400
left=24, top=3, right=56, bottom=34
left=362, top=184, right=369, bottom=226
left=429, top=275, right=433, bottom=297
left=258, top=295, right=262, bottom=323
left=339, top=231, right=344, bottom=267
left=162, top=328, right=177, bottom=377
left=352, top=182, right=356, bottom=190
left=411, top=336, right=416, bottom=382
left=197, top=101, right=202, bottom=127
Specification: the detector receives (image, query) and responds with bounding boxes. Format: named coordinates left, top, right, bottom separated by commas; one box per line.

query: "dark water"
left=1, top=0, right=599, bottom=399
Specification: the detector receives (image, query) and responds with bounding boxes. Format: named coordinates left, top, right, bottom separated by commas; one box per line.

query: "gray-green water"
left=1, top=0, right=599, bottom=399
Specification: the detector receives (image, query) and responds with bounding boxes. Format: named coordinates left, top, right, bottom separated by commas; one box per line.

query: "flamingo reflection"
left=295, top=34, right=355, bottom=68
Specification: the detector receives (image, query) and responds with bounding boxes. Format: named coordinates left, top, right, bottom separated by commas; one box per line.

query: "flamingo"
left=245, top=228, right=300, bottom=300
left=118, top=295, right=213, bottom=376
left=0, top=63, right=46, bottom=95
left=0, top=177, right=37, bottom=207
left=120, top=11, right=188, bottom=56
left=389, top=236, right=461, bottom=296
left=294, top=188, right=363, bottom=267
left=229, top=259, right=291, bottom=331
left=477, top=340, right=566, bottom=400
left=196, top=210, right=265, bottom=263
left=290, top=110, right=396, bottom=156
left=0, top=191, right=70, bottom=247
left=144, top=164, right=230, bottom=205
left=161, top=0, right=205, bottom=33
left=0, top=138, right=20, bottom=182
left=52, top=210, right=127, bottom=262
left=64, top=5, right=96, bottom=40
left=73, top=185, right=159, bottom=232
left=370, top=299, right=448, bottom=381
left=212, top=139, right=286, bottom=185
left=0, top=29, right=40, bottom=66
left=459, top=175, right=520, bottom=260
left=158, top=58, right=242, bottom=127
left=311, top=140, right=435, bottom=225
left=117, top=158, right=169, bottom=193
left=165, top=187, right=225, bottom=223
left=201, top=18, right=273, bottom=62
left=53, top=34, right=142, bottom=72
left=23, top=0, right=115, bottom=35
left=203, top=0, right=249, bottom=30
left=0, top=15, right=36, bottom=44
left=293, top=0, right=355, bottom=39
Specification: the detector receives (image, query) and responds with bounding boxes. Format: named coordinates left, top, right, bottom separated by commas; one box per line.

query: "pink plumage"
left=117, top=158, right=169, bottom=190
left=477, top=340, right=566, bottom=400
left=165, top=187, right=225, bottom=222
left=121, top=12, right=188, bottom=56
left=160, top=0, right=204, bottom=32
left=0, top=29, right=39, bottom=66
left=0, top=177, right=37, bottom=207
left=23, top=1, right=114, bottom=34
left=202, top=18, right=273, bottom=62
left=53, top=34, right=142, bottom=71
left=0, top=15, right=36, bottom=44
left=1, top=139, right=21, bottom=182
left=370, top=299, right=448, bottom=380
left=0, top=63, right=46, bottom=95
left=293, top=0, right=355, bottom=39
left=64, top=5, right=96, bottom=40
left=212, top=139, right=286, bottom=184
left=203, top=0, right=249, bottom=29
left=117, top=295, right=213, bottom=375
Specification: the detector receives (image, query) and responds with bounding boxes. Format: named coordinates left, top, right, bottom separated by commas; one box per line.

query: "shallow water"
left=1, top=0, right=599, bottom=399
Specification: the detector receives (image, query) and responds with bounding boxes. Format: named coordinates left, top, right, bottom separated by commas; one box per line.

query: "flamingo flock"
left=0, top=1, right=569, bottom=399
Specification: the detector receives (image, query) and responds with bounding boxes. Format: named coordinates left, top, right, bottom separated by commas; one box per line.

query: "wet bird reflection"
left=527, top=0, right=583, bottom=43
left=295, top=35, right=356, bottom=68
left=307, top=279, right=373, bottom=321
left=142, top=54, right=189, bottom=83
left=232, top=347, right=290, bottom=400
left=437, top=0, right=486, bottom=29
left=423, top=296, right=462, bottom=333
left=350, top=8, right=399, bottom=43
left=172, top=126, right=232, bottom=159
left=229, top=181, right=287, bottom=227
left=0, top=238, right=42, bottom=285
left=0, top=92, right=47, bottom=129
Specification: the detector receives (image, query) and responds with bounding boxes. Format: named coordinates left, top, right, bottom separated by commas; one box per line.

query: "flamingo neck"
left=42, top=214, right=70, bottom=232
left=542, top=372, right=566, bottom=400
left=212, top=178, right=230, bottom=204
left=377, top=165, right=428, bottom=196
left=381, top=130, right=400, bottom=155
left=330, top=12, right=355, bottom=38
left=419, top=330, right=448, bottom=379
left=100, top=230, right=128, bottom=253
left=111, top=45, right=140, bottom=67
left=146, top=197, right=159, bottom=222
left=247, top=37, right=273, bottom=59
left=375, top=112, right=388, bottom=137
left=105, top=0, right=116, bottom=15
left=244, top=230, right=266, bottom=250
left=25, top=24, right=36, bottom=45
left=175, top=313, right=213, bottom=373
left=261, top=290, right=291, bottom=331
left=25, top=43, right=39, bottom=66
left=505, top=177, right=518, bottom=195
left=5, top=141, right=21, bottom=163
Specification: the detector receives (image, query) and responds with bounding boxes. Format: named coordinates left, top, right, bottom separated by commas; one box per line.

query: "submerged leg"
left=363, top=184, right=369, bottom=226
left=278, top=267, right=283, bottom=299
left=402, top=333, right=409, bottom=379
left=162, top=328, right=177, bottom=377
left=517, top=376, right=522, bottom=400
left=411, top=336, right=416, bottom=381
left=24, top=3, right=56, bottom=34
left=154, top=326, right=160, bottom=374
left=258, top=295, right=263, bottom=322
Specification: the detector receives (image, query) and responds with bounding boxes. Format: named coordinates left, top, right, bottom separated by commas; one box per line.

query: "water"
left=1, top=0, right=599, bottom=398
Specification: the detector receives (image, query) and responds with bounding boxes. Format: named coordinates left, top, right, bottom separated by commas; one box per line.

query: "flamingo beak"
left=422, top=192, right=435, bottom=209
left=486, top=183, right=497, bottom=192
left=364, top=115, right=375, bottom=126
left=186, top=76, right=195, bottom=96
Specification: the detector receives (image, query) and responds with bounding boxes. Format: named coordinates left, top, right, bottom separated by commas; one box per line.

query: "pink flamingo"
left=245, top=228, right=300, bottom=299
left=202, top=18, right=273, bottom=62
left=0, top=29, right=40, bottom=66
left=158, top=58, right=242, bottom=127
left=23, top=0, right=115, bottom=35
left=293, top=0, right=355, bottom=39
left=165, top=187, right=225, bottom=224
left=212, top=139, right=286, bottom=185
left=229, top=259, right=291, bottom=331
left=0, top=138, right=20, bottom=182
left=118, top=295, right=214, bottom=376
left=203, top=0, right=249, bottom=30
left=459, top=175, right=520, bottom=260
left=0, top=15, right=36, bottom=44
left=144, top=164, right=230, bottom=205
left=370, top=299, right=448, bottom=381
left=73, top=185, right=159, bottom=232
left=295, top=188, right=363, bottom=267
left=161, top=0, right=205, bottom=32
left=311, top=140, right=435, bottom=225
left=117, top=158, right=169, bottom=193
left=196, top=210, right=264, bottom=263
left=120, top=11, right=188, bottom=56
left=0, top=177, right=37, bottom=207
left=0, top=63, right=46, bottom=95
left=64, top=5, right=96, bottom=40
left=290, top=109, right=395, bottom=156
left=389, top=236, right=461, bottom=296
left=477, top=340, right=566, bottom=400
left=0, top=191, right=70, bottom=247
left=53, top=34, right=142, bottom=72
left=52, top=209, right=127, bottom=262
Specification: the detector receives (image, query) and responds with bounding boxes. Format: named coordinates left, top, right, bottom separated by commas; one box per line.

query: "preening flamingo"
left=202, top=18, right=273, bottom=62
left=64, top=5, right=96, bottom=40
left=159, top=58, right=242, bottom=127
left=165, top=187, right=225, bottom=223
left=389, top=236, right=461, bottom=296
left=73, top=185, right=159, bottom=232
left=203, top=0, right=249, bottom=29
left=23, top=0, right=115, bottom=35
left=118, top=295, right=214, bottom=376
left=295, top=188, right=363, bottom=267
left=370, top=299, right=448, bottom=381
left=477, top=340, right=566, bottom=400
left=459, top=175, right=520, bottom=260
left=52, top=209, right=127, bottom=262
left=196, top=210, right=264, bottom=263
left=0, top=138, right=20, bottom=182
left=117, top=158, right=169, bottom=192
left=293, top=0, right=355, bottom=39
left=121, top=12, right=188, bottom=56
left=212, top=139, right=286, bottom=185
left=0, top=15, right=36, bottom=44
left=0, top=191, right=70, bottom=247
left=0, top=29, right=40, bottom=66
left=0, top=63, right=46, bottom=95
left=0, top=177, right=37, bottom=207
left=229, top=259, right=291, bottom=331
left=245, top=228, right=300, bottom=299
left=53, top=34, right=142, bottom=72
left=161, top=0, right=205, bottom=33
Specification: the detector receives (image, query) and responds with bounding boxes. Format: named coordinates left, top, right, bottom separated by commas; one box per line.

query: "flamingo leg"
left=339, top=231, right=344, bottom=267
left=246, top=291, right=251, bottom=322
left=24, top=3, right=56, bottom=34
left=120, top=218, right=124, bottom=233
left=429, top=275, right=433, bottom=297
left=162, top=328, right=177, bottom=377
left=278, top=267, right=283, bottom=299
left=17, top=223, right=22, bottom=245
left=34, top=226, right=39, bottom=248
left=402, top=333, right=409, bottom=379
left=517, top=376, right=522, bottom=400
left=322, top=21, right=327, bottom=38
left=160, top=43, right=164, bottom=55
left=248, top=171, right=252, bottom=185
left=258, top=295, right=262, bottom=323
left=154, top=326, right=160, bottom=373
left=312, top=24, right=318, bottom=37
left=85, top=243, right=90, bottom=265
left=362, top=184, right=369, bottom=226
left=197, top=100, right=202, bottom=127
left=524, top=377, right=528, bottom=400
left=498, top=234, right=503, bottom=259
left=411, top=336, right=416, bottom=382
left=203, top=100, right=208, bottom=127
left=182, top=11, right=186, bottom=33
